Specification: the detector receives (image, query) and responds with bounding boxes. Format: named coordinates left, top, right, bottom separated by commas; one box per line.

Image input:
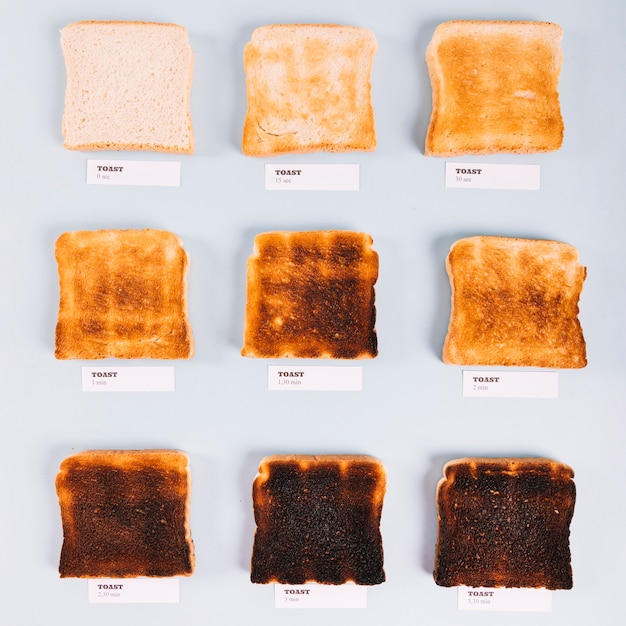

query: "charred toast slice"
left=56, top=450, right=194, bottom=578
left=434, top=457, right=575, bottom=589
left=251, top=454, right=386, bottom=585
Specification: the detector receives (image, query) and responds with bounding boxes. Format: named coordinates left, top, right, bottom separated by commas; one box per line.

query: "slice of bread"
left=61, top=21, right=194, bottom=153
left=56, top=450, right=195, bottom=578
left=251, top=455, right=386, bottom=585
left=241, top=230, right=379, bottom=359
left=242, top=24, right=377, bottom=156
left=434, top=457, right=575, bottom=589
left=443, top=236, right=587, bottom=368
left=425, top=20, right=564, bottom=156
left=55, top=229, right=193, bottom=360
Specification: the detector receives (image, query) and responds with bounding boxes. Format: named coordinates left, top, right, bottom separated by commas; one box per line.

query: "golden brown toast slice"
left=241, top=231, right=379, bottom=359
left=425, top=20, right=564, bottom=156
left=61, top=21, right=194, bottom=154
left=56, top=450, right=194, bottom=578
left=251, top=454, right=386, bottom=585
left=443, top=236, right=586, bottom=368
left=242, top=24, right=377, bottom=156
left=55, top=229, right=193, bottom=360
left=434, top=457, right=575, bottom=589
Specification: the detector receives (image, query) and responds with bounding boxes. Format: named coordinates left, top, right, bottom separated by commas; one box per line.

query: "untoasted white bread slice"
left=61, top=21, right=194, bottom=154
left=443, top=236, right=586, bottom=368
left=242, top=24, right=377, bottom=156
left=425, top=20, right=564, bottom=156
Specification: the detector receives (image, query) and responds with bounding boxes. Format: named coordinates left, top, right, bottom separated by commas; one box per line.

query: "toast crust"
left=55, top=229, right=193, bottom=360
left=56, top=450, right=195, bottom=578
left=241, top=231, right=378, bottom=359
left=242, top=24, right=377, bottom=156
left=61, top=21, right=194, bottom=154
left=251, top=454, right=386, bottom=585
left=434, top=457, right=575, bottom=589
left=425, top=20, right=564, bottom=156
left=442, top=236, right=586, bottom=368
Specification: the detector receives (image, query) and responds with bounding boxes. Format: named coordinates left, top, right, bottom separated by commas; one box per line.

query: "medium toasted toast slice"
left=251, top=454, right=386, bottom=585
left=434, top=457, right=575, bottom=589
left=61, top=21, right=194, bottom=153
left=55, top=229, right=193, bottom=360
left=242, top=24, right=377, bottom=156
left=443, top=236, right=586, bottom=368
left=241, top=231, right=378, bottom=359
left=56, top=450, right=194, bottom=578
left=425, top=20, right=564, bottom=156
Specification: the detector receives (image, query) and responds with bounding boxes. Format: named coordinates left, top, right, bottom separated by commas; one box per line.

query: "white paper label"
left=88, top=579, right=179, bottom=604
left=268, top=366, right=362, bottom=391
left=265, top=164, right=359, bottom=191
left=445, top=163, right=540, bottom=190
left=82, top=367, right=175, bottom=392
left=275, top=584, right=366, bottom=609
left=463, top=370, right=558, bottom=398
left=86, top=160, right=181, bottom=187
left=458, top=587, right=552, bottom=612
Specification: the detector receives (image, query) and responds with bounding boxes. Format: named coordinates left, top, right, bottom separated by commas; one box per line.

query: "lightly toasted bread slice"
left=55, top=229, right=193, bottom=360
left=241, top=230, right=379, bottom=359
left=434, top=457, right=575, bottom=589
left=61, top=21, right=194, bottom=154
left=442, top=236, right=586, bottom=368
left=425, top=20, right=564, bottom=156
left=251, top=454, right=386, bottom=585
left=242, top=24, right=377, bottom=156
left=56, top=450, right=195, bottom=578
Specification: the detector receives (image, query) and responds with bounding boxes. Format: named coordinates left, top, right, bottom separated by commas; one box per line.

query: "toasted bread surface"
left=443, top=236, right=586, bottom=368
left=61, top=21, right=194, bottom=153
left=242, top=24, right=377, bottom=156
left=425, top=20, right=563, bottom=156
left=434, top=457, right=575, bottom=589
left=251, top=455, right=386, bottom=585
left=55, top=229, right=193, bottom=360
left=241, top=231, right=378, bottom=359
left=56, top=450, right=194, bottom=578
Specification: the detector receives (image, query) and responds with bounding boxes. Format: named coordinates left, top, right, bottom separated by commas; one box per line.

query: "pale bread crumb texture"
left=442, top=236, right=586, bottom=368
left=425, top=20, right=564, bottom=156
left=61, top=21, right=194, bottom=154
left=243, top=24, right=377, bottom=156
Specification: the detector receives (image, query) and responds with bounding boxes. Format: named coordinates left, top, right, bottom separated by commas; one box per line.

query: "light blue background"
left=1, top=1, right=625, bottom=624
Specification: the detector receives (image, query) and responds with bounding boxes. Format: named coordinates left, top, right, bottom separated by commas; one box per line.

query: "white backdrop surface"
left=1, top=1, right=625, bottom=624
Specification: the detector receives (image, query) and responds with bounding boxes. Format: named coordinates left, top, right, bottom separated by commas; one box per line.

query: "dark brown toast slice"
left=251, top=455, right=386, bottom=585
left=55, top=229, right=193, bottom=359
left=434, top=457, right=575, bottom=589
left=443, top=236, right=587, bottom=368
left=56, top=450, right=194, bottom=578
left=241, top=231, right=379, bottom=359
